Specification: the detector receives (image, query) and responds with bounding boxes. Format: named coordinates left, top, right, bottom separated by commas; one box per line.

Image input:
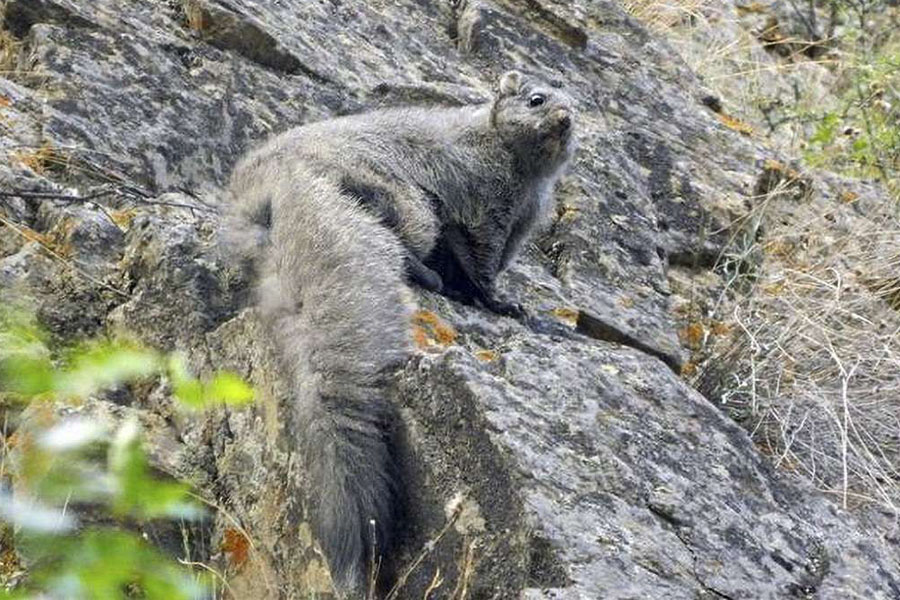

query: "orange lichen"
left=718, top=113, right=753, bottom=137
left=474, top=349, right=498, bottom=362
left=680, top=361, right=698, bottom=376
left=736, top=2, right=768, bottom=15
left=411, top=324, right=429, bottom=349
left=12, top=225, right=50, bottom=247
left=709, top=321, right=732, bottom=336
left=679, top=322, right=705, bottom=349
left=756, top=159, right=811, bottom=202
left=411, top=310, right=458, bottom=349
left=109, top=209, right=138, bottom=229
left=556, top=202, right=579, bottom=223
left=0, top=216, right=76, bottom=258
left=550, top=307, right=579, bottom=326
left=762, top=159, right=802, bottom=182
left=839, top=190, right=859, bottom=204
left=221, top=527, right=250, bottom=570
left=763, top=158, right=785, bottom=171
left=618, top=296, right=635, bottom=309
left=182, top=0, right=208, bottom=33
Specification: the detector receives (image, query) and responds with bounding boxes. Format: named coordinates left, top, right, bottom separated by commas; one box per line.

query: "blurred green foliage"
left=803, top=9, right=899, bottom=194
left=0, top=307, right=254, bottom=599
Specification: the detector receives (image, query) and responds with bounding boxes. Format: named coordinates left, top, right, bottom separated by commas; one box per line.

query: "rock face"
left=1, top=0, right=898, bottom=598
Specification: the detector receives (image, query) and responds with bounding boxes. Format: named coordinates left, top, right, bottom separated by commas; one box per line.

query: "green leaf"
left=167, top=353, right=191, bottom=382
left=206, top=372, right=254, bottom=405
left=108, top=419, right=201, bottom=520
left=168, top=354, right=204, bottom=408
left=55, top=343, right=161, bottom=398
left=810, top=112, right=838, bottom=145
left=0, top=309, right=244, bottom=599
left=168, top=355, right=253, bottom=409
left=38, top=418, right=107, bottom=451
left=0, top=492, right=77, bottom=533
left=29, top=529, right=208, bottom=600
left=173, top=378, right=204, bottom=408
left=0, top=310, right=54, bottom=397
left=0, top=354, right=56, bottom=395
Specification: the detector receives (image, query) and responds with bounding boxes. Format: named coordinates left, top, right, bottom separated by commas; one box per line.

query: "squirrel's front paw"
left=482, top=296, right=526, bottom=319
left=405, top=255, right=444, bottom=292
left=417, top=268, right=444, bottom=292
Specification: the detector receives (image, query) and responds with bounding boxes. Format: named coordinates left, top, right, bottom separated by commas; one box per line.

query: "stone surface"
left=1, top=0, right=898, bottom=598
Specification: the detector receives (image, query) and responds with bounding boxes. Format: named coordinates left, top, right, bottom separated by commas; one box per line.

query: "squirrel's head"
left=490, top=70, right=576, bottom=172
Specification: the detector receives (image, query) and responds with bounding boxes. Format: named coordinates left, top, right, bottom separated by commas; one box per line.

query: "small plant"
left=803, top=44, right=900, bottom=191
left=0, top=308, right=253, bottom=599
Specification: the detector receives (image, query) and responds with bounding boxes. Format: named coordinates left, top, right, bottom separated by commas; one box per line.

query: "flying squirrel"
left=224, top=70, right=576, bottom=596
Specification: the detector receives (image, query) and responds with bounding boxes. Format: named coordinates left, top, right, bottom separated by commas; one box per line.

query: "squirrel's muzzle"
left=549, top=109, right=574, bottom=147
left=549, top=106, right=573, bottom=132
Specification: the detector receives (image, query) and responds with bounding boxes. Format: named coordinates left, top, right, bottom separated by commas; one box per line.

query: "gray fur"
left=224, top=71, right=575, bottom=595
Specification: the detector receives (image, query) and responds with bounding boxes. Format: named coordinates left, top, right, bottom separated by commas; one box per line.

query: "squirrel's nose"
left=557, top=113, right=572, bottom=132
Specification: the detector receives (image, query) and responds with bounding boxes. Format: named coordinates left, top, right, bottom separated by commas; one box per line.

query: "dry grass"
left=626, top=1, right=898, bottom=172
left=632, top=1, right=900, bottom=513
left=697, top=178, right=900, bottom=512
left=11, top=143, right=70, bottom=176
left=182, top=0, right=208, bottom=34
left=384, top=497, right=471, bottom=600
left=0, top=28, right=20, bottom=73
left=695, top=44, right=831, bottom=161
left=621, top=0, right=712, bottom=32
left=625, top=1, right=843, bottom=158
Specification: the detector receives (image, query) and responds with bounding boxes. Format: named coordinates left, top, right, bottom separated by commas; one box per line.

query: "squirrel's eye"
left=528, top=93, right=546, bottom=107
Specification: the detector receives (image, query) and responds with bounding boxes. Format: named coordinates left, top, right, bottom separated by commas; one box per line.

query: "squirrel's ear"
left=498, top=70, right=523, bottom=97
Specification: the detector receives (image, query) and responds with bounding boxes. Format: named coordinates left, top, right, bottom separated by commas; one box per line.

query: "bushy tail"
left=228, top=164, right=410, bottom=594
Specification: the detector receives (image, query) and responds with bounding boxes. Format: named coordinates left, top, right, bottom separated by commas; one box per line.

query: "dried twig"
left=0, top=189, right=117, bottom=202
left=0, top=213, right=131, bottom=298
left=186, top=491, right=275, bottom=596
left=0, top=188, right=218, bottom=213
left=177, top=558, right=235, bottom=599
left=385, top=500, right=464, bottom=600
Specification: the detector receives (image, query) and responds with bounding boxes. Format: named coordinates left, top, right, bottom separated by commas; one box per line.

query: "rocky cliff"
left=1, top=0, right=898, bottom=598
